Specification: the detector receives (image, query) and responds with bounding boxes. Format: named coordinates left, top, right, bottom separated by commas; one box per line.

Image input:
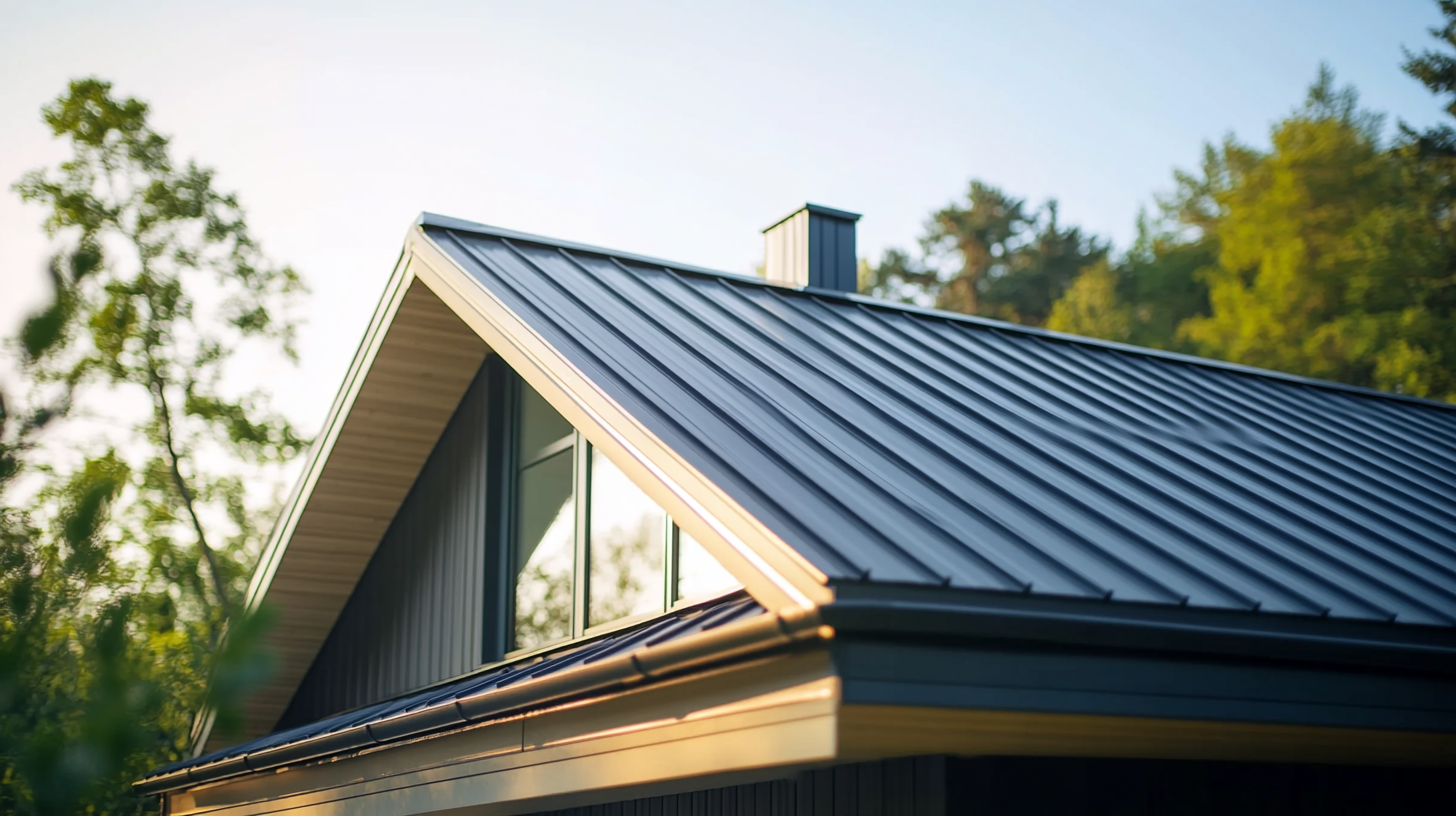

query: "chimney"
left=762, top=203, right=862, bottom=293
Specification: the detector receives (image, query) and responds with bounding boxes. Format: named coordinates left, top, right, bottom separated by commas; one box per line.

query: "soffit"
left=231, top=271, right=487, bottom=744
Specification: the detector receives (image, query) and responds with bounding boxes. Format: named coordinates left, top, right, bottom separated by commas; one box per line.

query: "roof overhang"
left=228, top=259, right=488, bottom=742
left=221, top=220, right=834, bottom=746
left=155, top=625, right=1456, bottom=816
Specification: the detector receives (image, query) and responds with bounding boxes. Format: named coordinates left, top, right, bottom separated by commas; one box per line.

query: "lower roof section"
left=138, top=593, right=803, bottom=794
left=144, top=596, right=1456, bottom=815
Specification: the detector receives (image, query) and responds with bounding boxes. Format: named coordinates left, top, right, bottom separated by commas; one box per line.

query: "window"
left=674, top=528, right=738, bottom=603
left=507, top=376, right=738, bottom=653
left=588, top=447, right=666, bottom=626
left=511, top=386, right=575, bottom=651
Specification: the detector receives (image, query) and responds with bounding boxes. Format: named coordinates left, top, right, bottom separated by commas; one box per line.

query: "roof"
left=144, top=211, right=1456, bottom=797
left=139, top=594, right=781, bottom=793
left=422, top=213, right=1456, bottom=628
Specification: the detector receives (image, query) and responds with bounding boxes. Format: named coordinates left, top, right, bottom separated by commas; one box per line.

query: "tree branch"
left=147, top=358, right=230, bottom=615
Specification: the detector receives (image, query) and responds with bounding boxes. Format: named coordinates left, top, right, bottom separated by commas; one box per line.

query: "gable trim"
left=406, top=226, right=832, bottom=613
left=243, top=249, right=411, bottom=613
left=205, top=250, right=489, bottom=748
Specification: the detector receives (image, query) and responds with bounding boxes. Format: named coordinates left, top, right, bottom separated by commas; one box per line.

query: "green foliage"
left=864, top=181, right=1107, bottom=326
left=1166, top=68, right=1456, bottom=399
left=1046, top=259, right=1133, bottom=343
left=1047, top=215, right=1214, bottom=352
left=12, top=77, right=309, bottom=615
left=1044, top=45, right=1456, bottom=400
left=0, top=78, right=307, bottom=814
left=1402, top=0, right=1456, bottom=161
left=884, top=6, right=1456, bottom=402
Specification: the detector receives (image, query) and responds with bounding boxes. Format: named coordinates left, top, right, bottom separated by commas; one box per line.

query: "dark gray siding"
left=943, top=757, right=1454, bottom=815
left=280, top=362, right=493, bottom=727
left=529, top=757, right=947, bottom=816
left=523, top=757, right=1452, bottom=815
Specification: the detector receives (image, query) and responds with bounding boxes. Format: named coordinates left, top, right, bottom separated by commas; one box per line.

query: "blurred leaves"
left=863, top=182, right=1108, bottom=326
left=1, top=78, right=308, bottom=814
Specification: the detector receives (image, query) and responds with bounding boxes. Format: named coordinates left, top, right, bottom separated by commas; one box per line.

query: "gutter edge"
left=821, top=597, right=1456, bottom=674
left=134, top=605, right=824, bottom=796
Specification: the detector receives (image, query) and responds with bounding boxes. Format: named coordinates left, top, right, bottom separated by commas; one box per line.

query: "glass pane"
left=588, top=447, right=665, bottom=627
left=676, top=527, right=739, bottom=602
left=520, top=381, right=573, bottom=464
left=514, top=451, right=574, bottom=650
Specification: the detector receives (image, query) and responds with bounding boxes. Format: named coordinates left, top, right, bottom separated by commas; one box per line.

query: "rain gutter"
left=135, top=606, right=824, bottom=795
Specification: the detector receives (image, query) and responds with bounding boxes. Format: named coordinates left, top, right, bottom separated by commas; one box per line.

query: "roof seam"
left=889, top=309, right=1427, bottom=620
left=598, top=253, right=993, bottom=586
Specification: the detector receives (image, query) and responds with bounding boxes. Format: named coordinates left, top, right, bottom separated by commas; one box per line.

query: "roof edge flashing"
left=820, top=587, right=1456, bottom=674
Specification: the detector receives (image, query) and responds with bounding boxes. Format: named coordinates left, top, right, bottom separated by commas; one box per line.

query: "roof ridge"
left=418, top=212, right=1456, bottom=414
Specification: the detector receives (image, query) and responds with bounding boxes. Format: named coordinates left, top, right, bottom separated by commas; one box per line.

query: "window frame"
left=495, top=366, right=736, bottom=660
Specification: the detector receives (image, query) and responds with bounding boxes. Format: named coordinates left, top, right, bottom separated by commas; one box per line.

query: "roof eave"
left=822, top=583, right=1456, bottom=675
left=135, top=603, right=826, bottom=795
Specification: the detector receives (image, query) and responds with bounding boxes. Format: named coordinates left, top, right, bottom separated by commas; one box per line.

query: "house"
left=138, top=206, right=1456, bottom=815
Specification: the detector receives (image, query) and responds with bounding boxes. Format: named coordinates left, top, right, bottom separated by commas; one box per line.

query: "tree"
left=864, top=181, right=1107, bottom=326
left=1401, top=0, right=1456, bottom=162
left=0, top=406, right=168, bottom=816
left=1046, top=259, right=1133, bottom=343
left=921, top=181, right=1029, bottom=316
left=979, top=201, right=1109, bottom=326
left=1398, top=0, right=1456, bottom=385
left=0, top=78, right=304, bottom=815
left=1048, top=52, right=1456, bottom=400
left=1046, top=213, right=1214, bottom=353
left=1172, top=68, right=1456, bottom=399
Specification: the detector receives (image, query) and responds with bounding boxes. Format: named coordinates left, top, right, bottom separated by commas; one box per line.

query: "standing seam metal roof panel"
left=425, top=221, right=1456, bottom=628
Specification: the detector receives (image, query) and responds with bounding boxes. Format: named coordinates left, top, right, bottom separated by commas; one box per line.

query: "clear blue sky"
left=0, top=0, right=1446, bottom=430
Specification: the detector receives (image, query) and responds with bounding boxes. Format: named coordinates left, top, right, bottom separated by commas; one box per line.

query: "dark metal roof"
left=424, top=214, right=1456, bottom=629
left=138, top=594, right=772, bottom=792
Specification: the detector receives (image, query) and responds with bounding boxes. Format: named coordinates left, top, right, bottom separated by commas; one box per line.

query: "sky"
left=0, top=0, right=1447, bottom=436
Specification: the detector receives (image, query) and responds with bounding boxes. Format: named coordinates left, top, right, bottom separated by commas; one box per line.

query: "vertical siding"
left=280, top=362, right=493, bottom=727
left=522, top=756, right=1454, bottom=815
left=943, top=757, right=1456, bottom=815
left=528, top=758, right=946, bottom=816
